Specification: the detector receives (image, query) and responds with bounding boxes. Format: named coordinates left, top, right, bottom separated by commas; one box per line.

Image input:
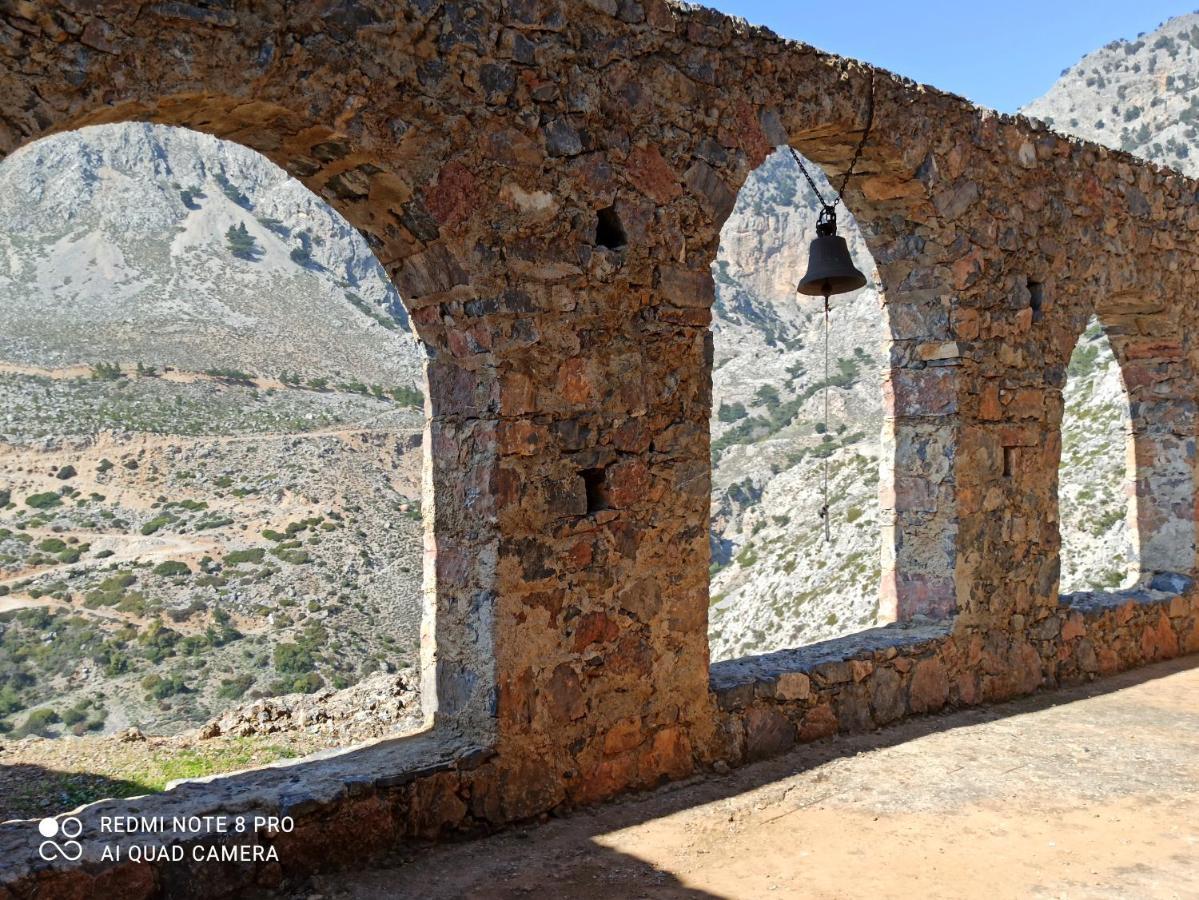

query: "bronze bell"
left=798, top=205, right=867, bottom=297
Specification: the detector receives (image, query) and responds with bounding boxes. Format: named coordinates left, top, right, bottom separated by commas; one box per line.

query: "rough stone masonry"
left=1, top=0, right=1198, bottom=896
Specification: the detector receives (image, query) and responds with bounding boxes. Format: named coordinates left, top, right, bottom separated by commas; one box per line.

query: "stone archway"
left=1, top=86, right=503, bottom=737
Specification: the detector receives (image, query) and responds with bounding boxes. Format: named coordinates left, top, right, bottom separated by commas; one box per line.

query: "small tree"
left=225, top=222, right=261, bottom=261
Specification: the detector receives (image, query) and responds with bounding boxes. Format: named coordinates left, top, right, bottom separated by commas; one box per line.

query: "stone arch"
left=1056, top=316, right=1138, bottom=592
left=1091, top=293, right=1198, bottom=586
left=702, top=75, right=966, bottom=631
left=0, top=92, right=501, bottom=737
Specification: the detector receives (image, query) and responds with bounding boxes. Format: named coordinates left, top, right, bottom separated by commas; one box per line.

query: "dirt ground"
left=300, top=655, right=1199, bottom=899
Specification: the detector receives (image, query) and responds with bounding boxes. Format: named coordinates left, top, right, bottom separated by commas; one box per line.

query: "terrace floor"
left=300, top=655, right=1199, bottom=899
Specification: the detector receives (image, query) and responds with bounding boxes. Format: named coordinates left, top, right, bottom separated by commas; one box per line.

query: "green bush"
left=16, top=707, right=60, bottom=737
left=25, top=492, right=62, bottom=509
left=37, top=538, right=67, bottom=553
left=55, top=465, right=77, bottom=480
left=153, top=560, right=191, bottom=577
left=273, top=642, right=316, bottom=674
left=217, top=674, right=255, bottom=700
left=291, top=672, right=325, bottom=694
left=717, top=402, right=748, bottom=423
left=270, top=547, right=310, bottom=565
left=141, top=513, right=178, bottom=535
left=225, top=222, right=261, bottom=261
left=224, top=548, right=265, bottom=565
left=141, top=673, right=189, bottom=700
left=91, top=362, right=123, bottom=381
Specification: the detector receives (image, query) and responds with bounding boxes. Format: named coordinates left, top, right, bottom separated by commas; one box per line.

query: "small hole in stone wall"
left=1028, top=280, right=1044, bottom=322
left=595, top=205, right=627, bottom=250
left=581, top=467, right=609, bottom=513
left=1003, top=446, right=1015, bottom=478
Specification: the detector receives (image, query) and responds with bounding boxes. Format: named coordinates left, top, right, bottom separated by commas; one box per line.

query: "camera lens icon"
left=37, top=817, right=83, bottom=861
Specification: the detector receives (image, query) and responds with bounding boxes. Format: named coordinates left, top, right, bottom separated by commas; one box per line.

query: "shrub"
left=273, top=642, right=316, bottom=674
left=717, top=402, right=747, bottom=423
left=141, top=673, right=189, bottom=700
left=97, top=459, right=114, bottom=474
left=0, top=489, right=10, bottom=507
left=217, top=674, right=255, bottom=700
left=225, top=222, right=261, bottom=261
left=55, top=465, right=77, bottom=480
left=16, top=707, right=60, bottom=737
left=153, top=561, right=191, bottom=577
left=291, top=672, right=325, bottom=694
left=270, top=547, right=310, bottom=565
left=224, top=548, right=265, bottom=565
left=141, top=513, right=178, bottom=536
left=25, top=492, right=62, bottom=510
left=37, top=538, right=67, bottom=553
left=91, top=362, right=123, bottom=381
left=388, top=385, right=423, bottom=407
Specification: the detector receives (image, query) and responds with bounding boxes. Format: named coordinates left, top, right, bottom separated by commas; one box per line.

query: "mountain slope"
left=1023, top=12, right=1199, bottom=178
left=0, top=123, right=424, bottom=387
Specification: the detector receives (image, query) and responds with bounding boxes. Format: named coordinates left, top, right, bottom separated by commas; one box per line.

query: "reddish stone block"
left=797, top=703, right=838, bottom=743
left=573, top=610, right=620, bottom=651
left=542, top=663, right=587, bottom=722
left=886, top=368, right=957, bottom=417
left=557, top=357, right=593, bottom=405
left=424, top=160, right=477, bottom=228
left=605, top=458, right=651, bottom=508
left=744, top=705, right=796, bottom=760
left=979, top=381, right=1002, bottom=420
left=1061, top=611, right=1086, bottom=641
left=909, top=657, right=950, bottom=713
left=626, top=145, right=682, bottom=203
left=409, top=771, right=469, bottom=839
left=640, top=725, right=694, bottom=781
left=603, top=716, right=644, bottom=755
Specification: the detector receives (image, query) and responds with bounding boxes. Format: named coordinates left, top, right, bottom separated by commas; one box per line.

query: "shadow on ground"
left=298, top=654, right=1199, bottom=899
left=0, top=763, right=147, bottom=822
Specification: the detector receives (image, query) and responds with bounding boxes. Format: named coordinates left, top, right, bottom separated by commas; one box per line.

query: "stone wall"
left=2, top=1, right=1199, bottom=896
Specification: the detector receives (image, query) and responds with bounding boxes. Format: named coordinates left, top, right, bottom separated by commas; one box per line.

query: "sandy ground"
left=301, top=656, right=1199, bottom=900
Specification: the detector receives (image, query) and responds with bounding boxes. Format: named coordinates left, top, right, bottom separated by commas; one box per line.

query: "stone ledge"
left=1061, top=572, right=1194, bottom=615
left=0, top=725, right=490, bottom=889
left=710, top=619, right=954, bottom=703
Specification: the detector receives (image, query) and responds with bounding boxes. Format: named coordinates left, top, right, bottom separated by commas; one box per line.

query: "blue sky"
left=703, top=1, right=1196, bottom=112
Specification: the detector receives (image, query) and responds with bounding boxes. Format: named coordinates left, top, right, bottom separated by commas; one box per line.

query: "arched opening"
left=0, top=123, right=435, bottom=817
left=1058, top=316, right=1137, bottom=592
left=1056, top=300, right=1198, bottom=597
left=708, top=147, right=889, bottom=661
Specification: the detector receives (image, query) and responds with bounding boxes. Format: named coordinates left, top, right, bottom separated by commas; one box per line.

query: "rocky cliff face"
left=1023, top=12, right=1199, bottom=178
left=0, top=123, right=424, bottom=387
left=708, top=151, right=887, bottom=661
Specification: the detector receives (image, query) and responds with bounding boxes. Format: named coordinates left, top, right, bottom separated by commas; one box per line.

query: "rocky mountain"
left=0, top=125, right=427, bottom=744
left=708, top=152, right=887, bottom=661
left=1023, top=12, right=1199, bottom=178
left=0, top=123, right=424, bottom=388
